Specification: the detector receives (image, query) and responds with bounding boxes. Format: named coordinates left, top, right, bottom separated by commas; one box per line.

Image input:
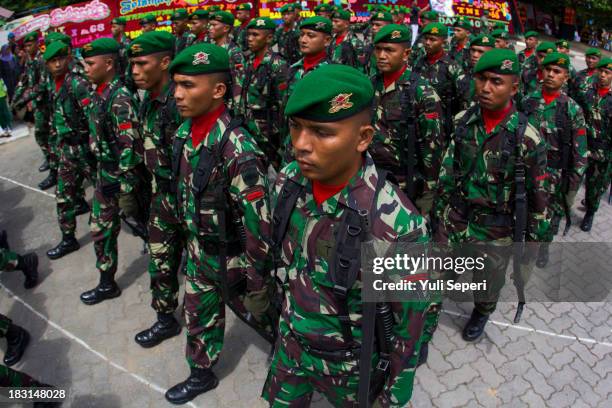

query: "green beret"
left=313, top=4, right=321, bottom=12
left=470, top=34, right=494, bottom=48
left=169, top=43, right=229, bottom=76
left=493, top=21, right=506, bottom=30
left=422, top=22, right=448, bottom=37
left=596, top=57, right=612, bottom=70
left=374, top=24, right=411, bottom=44
left=299, top=16, right=332, bottom=34
left=293, top=3, right=302, bottom=10
left=421, top=11, right=439, bottom=21
left=536, top=41, right=556, bottom=54
left=285, top=64, right=374, bottom=122
left=454, top=16, right=472, bottom=31
left=556, top=39, right=570, bottom=49
left=112, top=17, right=127, bottom=25
left=23, top=31, right=39, bottom=43
left=491, top=29, right=509, bottom=39
left=585, top=48, right=602, bottom=57
left=44, top=32, right=71, bottom=47
left=391, top=6, right=408, bottom=15
left=247, top=17, right=276, bottom=31
left=474, top=48, right=519, bottom=75
left=279, top=4, right=296, bottom=13
left=333, top=9, right=351, bottom=21
left=81, top=37, right=120, bottom=58
left=140, top=14, right=157, bottom=26
left=524, top=30, right=539, bottom=39
left=542, top=51, right=571, bottom=70
left=318, top=4, right=334, bottom=12
left=208, top=5, right=222, bottom=12
left=190, top=9, right=210, bottom=20
left=128, top=31, right=175, bottom=57
left=371, top=11, right=393, bottom=22
left=237, top=3, right=252, bottom=11
left=211, top=11, right=235, bottom=26
left=43, top=41, right=69, bottom=62
left=171, top=9, right=188, bottom=21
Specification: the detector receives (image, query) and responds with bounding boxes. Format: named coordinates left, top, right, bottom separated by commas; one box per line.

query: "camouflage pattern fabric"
left=0, top=365, right=38, bottom=387
left=0, top=248, right=18, bottom=272
left=328, top=32, right=363, bottom=68
left=219, top=41, right=246, bottom=114
left=570, top=68, right=598, bottom=106
left=448, top=39, right=470, bottom=70
left=520, top=67, right=543, bottom=100
left=273, top=25, right=301, bottom=66
left=0, top=314, right=10, bottom=337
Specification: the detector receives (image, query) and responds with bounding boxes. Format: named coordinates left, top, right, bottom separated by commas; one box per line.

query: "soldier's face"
left=525, top=37, right=538, bottom=49
left=141, top=23, right=155, bottom=33
left=174, top=20, right=188, bottom=33
left=542, top=64, right=568, bottom=91
left=131, top=54, right=170, bottom=91
left=474, top=71, right=518, bottom=111
left=236, top=10, right=250, bottom=22
left=332, top=18, right=349, bottom=34
left=371, top=21, right=389, bottom=37
left=393, top=14, right=405, bottom=24
left=421, top=19, right=432, bottom=27
left=494, top=38, right=508, bottom=49
left=83, top=55, right=114, bottom=85
left=454, top=27, right=468, bottom=41
left=24, top=41, right=37, bottom=56
left=173, top=73, right=227, bottom=118
left=470, top=45, right=492, bottom=67
left=46, top=55, right=70, bottom=78
left=423, top=35, right=444, bottom=55
left=557, top=46, right=569, bottom=55
left=375, top=43, right=410, bottom=73
left=209, top=21, right=229, bottom=40
left=586, top=55, right=600, bottom=69
left=111, top=24, right=124, bottom=37
left=598, top=68, right=612, bottom=88
left=282, top=12, right=296, bottom=25
left=536, top=51, right=548, bottom=65
left=299, top=29, right=331, bottom=55
left=289, top=113, right=373, bottom=185
left=191, top=19, right=208, bottom=35
left=247, top=29, right=272, bottom=53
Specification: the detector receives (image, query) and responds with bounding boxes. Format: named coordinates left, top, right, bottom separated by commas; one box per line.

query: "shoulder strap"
left=452, top=104, right=479, bottom=181
left=271, top=178, right=303, bottom=247
left=513, top=113, right=528, bottom=241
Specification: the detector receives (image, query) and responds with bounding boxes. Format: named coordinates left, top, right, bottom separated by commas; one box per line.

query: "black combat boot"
left=536, top=243, right=550, bottom=268
left=74, top=198, right=90, bottom=216
left=38, top=171, right=57, bottom=190
left=417, top=342, right=429, bottom=367
left=3, top=324, right=30, bottom=366
left=462, top=309, right=489, bottom=342
left=165, top=367, right=219, bottom=405
left=80, top=273, right=121, bottom=305
left=16, top=253, right=38, bottom=289
left=46, top=234, right=80, bottom=260
left=38, top=160, right=49, bottom=172
left=580, top=211, right=594, bottom=232
left=135, top=313, right=181, bottom=348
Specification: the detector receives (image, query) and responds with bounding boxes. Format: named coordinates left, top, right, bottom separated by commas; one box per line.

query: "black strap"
left=514, top=113, right=528, bottom=240
left=452, top=104, right=480, bottom=185
left=98, top=80, right=126, bottom=161
left=358, top=301, right=377, bottom=408
left=555, top=98, right=571, bottom=193
left=399, top=71, right=421, bottom=200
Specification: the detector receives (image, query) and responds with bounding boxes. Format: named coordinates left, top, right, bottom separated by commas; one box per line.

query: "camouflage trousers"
left=147, top=191, right=185, bottom=314
left=263, top=321, right=360, bottom=407
left=90, top=177, right=121, bottom=278
left=0, top=365, right=38, bottom=387
left=584, top=158, right=611, bottom=213
left=0, top=248, right=18, bottom=271
left=55, top=143, right=94, bottom=236
left=34, top=110, right=51, bottom=167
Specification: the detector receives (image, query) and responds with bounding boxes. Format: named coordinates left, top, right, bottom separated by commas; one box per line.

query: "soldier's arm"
left=231, top=51, right=246, bottom=115
left=272, top=58, right=289, bottom=111
left=524, top=125, right=549, bottom=242
left=433, top=133, right=457, bottom=222
left=568, top=102, right=588, bottom=195
left=110, top=91, right=144, bottom=192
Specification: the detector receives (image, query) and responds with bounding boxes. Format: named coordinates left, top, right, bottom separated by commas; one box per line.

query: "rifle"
left=399, top=75, right=417, bottom=201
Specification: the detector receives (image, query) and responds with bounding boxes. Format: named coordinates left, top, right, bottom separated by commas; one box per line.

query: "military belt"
left=450, top=195, right=513, bottom=228
left=293, top=333, right=361, bottom=362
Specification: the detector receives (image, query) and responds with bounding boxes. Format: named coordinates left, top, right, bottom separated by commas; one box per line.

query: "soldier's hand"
left=244, top=288, right=270, bottom=322
left=118, top=191, right=140, bottom=219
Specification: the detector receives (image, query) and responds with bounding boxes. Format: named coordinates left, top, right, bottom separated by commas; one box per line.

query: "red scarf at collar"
left=383, top=65, right=407, bottom=89
left=54, top=73, right=66, bottom=93
left=524, top=48, right=534, bottom=58
left=542, top=89, right=560, bottom=105
left=536, top=69, right=544, bottom=82
left=303, top=50, right=327, bottom=72
left=197, top=31, right=207, bottom=41
left=253, top=53, right=264, bottom=70
left=313, top=180, right=349, bottom=206
left=587, top=69, right=596, bottom=76
left=598, top=86, right=610, bottom=97
left=96, top=81, right=108, bottom=95
left=456, top=42, right=465, bottom=51
left=191, top=104, right=226, bottom=148
left=427, top=49, right=445, bottom=65
left=482, top=102, right=513, bottom=134
left=335, top=32, right=347, bottom=46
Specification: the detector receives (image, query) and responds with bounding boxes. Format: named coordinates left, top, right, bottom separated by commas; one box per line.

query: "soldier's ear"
left=160, top=55, right=171, bottom=71
left=212, top=81, right=227, bottom=101
left=357, top=123, right=374, bottom=153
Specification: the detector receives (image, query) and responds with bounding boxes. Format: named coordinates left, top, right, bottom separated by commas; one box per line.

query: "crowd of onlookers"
left=580, top=27, right=612, bottom=51
left=0, top=33, right=27, bottom=138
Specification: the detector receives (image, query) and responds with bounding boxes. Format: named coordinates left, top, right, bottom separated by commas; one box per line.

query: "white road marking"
left=0, top=175, right=56, bottom=198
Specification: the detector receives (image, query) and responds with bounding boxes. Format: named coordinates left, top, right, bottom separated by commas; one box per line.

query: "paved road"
left=0, top=50, right=610, bottom=408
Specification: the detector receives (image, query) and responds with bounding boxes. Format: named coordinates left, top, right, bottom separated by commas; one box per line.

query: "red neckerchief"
left=456, top=42, right=465, bottom=51
left=587, top=68, right=596, bottom=76
left=253, top=53, right=264, bottom=70
left=54, top=73, right=66, bottom=93
left=191, top=104, right=226, bottom=148
left=427, top=49, right=445, bottom=65
left=312, top=179, right=349, bottom=206
left=96, top=81, right=108, bottom=96
left=303, top=50, right=327, bottom=72
left=536, top=69, right=544, bottom=82
left=283, top=25, right=292, bottom=32
left=482, top=101, right=513, bottom=134
left=383, top=65, right=407, bottom=89
left=525, top=48, right=534, bottom=58
left=197, top=31, right=207, bottom=41
left=597, top=86, right=610, bottom=98
left=241, top=21, right=248, bottom=28
left=335, top=32, right=347, bottom=46
left=542, top=89, right=560, bottom=105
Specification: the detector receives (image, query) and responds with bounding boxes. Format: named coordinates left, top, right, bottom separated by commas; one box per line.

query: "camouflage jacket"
left=174, top=109, right=271, bottom=291
left=328, top=31, right=363, bottom=68
left=408, top=33, right=426, bottom=66
left=185, top=32, right=210, bottom=48
left=233, top=24, right=249, bottom=53
left=175, top=31, right=191, bottom=55
left=577, top=83, right=612, bottom=162
left=219, top=41, right=246, bottom=114
left=448, top=38, right=470, bottom=69
left=519, top=66, right=543, bottom=100
left=435, top=106, right=549, bottom=243
left=13, top=52, right=49, bottom=111
left=569, top=68, right=597, bottom=106
left=88, top=76, right=144, bottom=190
left=273, top=25, right=301, bottom=66
left=360, top=41, right=379, bottom=77
left=370, top=67, right=445, bottom=212
left=140, top=81, right=181, bottom=194
left=521, top=91, right=588, bottom=208
left=272, top=154, right=430, bottom=406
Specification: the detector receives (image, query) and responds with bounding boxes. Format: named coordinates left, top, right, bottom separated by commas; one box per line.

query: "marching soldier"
left=518, top=31, right=539, bottom=68
left=165, top=43, right=272, bottom=404
left=111, top=17, right=129, bottom=49
left=172, top=9, right=191, bottom=55
left=409, top=10, right=438, bottom=66
left=578, top=58, right=612, bottom=232
left=263, top=64, right=430, bottom=407
left=314, top=3, right=335, bottom=19
left=79, top=38, right=146, bottom=305
left=491, top=28, right=511, bottom=49
left=571, top=48, right=602, bottom=105
left=140, top=14, right=157, bottom=33
left=329, top=9, right=363, bottom=67
left=391, top=5, right=408, bottom=25
left=370, top=24, right=444, bottom=215
left=520, top=41, right=555, bottom=99
left=186, top=10, right=210, bottom=47
left=361, top=11, right=393, bottom=76
left=274, top=4, right=301, bottom=66
left=521, top=52, right=587, bottom=265
left=449, top=16, right=472, bottom=70
left=0, top=230, right=38, bottom=290
left=240, top=17, right=288, bottom=169
left=43, top=40, right=95, bottom=260
left=433, top=49, right=549, bottom=342
left=458, top=34, right=495, bottom=109
left=555, top=39, right=577, bottom=92
left=233, top=3, right=253, bottom=53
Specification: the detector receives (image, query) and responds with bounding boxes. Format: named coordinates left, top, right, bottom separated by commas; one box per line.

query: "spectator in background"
left=0, top=78, right=12, bottom=137
left=0, top=45, right=20, bottom=101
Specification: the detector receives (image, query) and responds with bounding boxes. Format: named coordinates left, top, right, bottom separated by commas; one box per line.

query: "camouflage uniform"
left=329, top=31, right=363, bottom=67
left=88, top=77, right=144, bottom=281
left=274, top=25, right=301, bottom=66
left=174, top=110, right=271, bottom=370
left=263, top=155, right=430, bottom=407
left=233, top=24, right=249, bottom=53
left=219, top=41, right=246, bottom=113
left=570, top=68, right=598, bottom=106
left=141, top=82, right=184, bottom=314
left=520, top=66, right=543, bottom=99
left=448, top=38, right=470, bottom=70
left=240, top=50, right=288, bottom=166
left=175, top=31, right=191, bottom=55
left=0, top=248, right=18, bottom=271
left=370, top=67, right=445, bottom=214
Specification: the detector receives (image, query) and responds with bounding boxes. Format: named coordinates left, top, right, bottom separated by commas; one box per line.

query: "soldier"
left=491, top=28, right=511, bottom=49
left=449, top=16, right=472, bottom=70
left=274, top=4, right=301, bottom=66
left=433, top=49, right=548, bottom=342
left=240, top=17, right=288, bottom=169
left=571, top=48, right=602, bottom=105
left=409, top=10, right=438, bottom=66
left=520, top=41, right=555, bottom=99
left=555, top=39, right=577, bottom=92
left=521, top=52, right=587, bottom=265
left=165, top=43, right=272, bottom=404
left=111, top=17, right=129, bottom=48
left=329, top=9, right=363, bottom=67
left=0, top=230, right=38, bottom=290
left=370, top=24, right=444, bottom=215
left=186, top=10, right=210, bottom=47
left=458, top=34, right=495, bottom=109
left=391, top=5, right=408, bottom=25
left=12, top=32, right=55, bottom=190
left=126, top=32, right=184, bottom=348
left=79, top=38, right=146, bottom=305
left=578, top=57, right=612, bottom=232
left=140, top=14, right=157, bottom=33
left=314, top=3, right=334, bottom=19
left=263, top=64, right=430, bottom=407
left=518, top=31, right=539, bottom=68
left=361, top=11, right=393, bottom=76
left=412, top=22, right=468, bottom=144
left=43, top=40, right=95, bottom=260
left=233, top=3, right=253, bottom=53
left=172, top=9, right=191, bottom=55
